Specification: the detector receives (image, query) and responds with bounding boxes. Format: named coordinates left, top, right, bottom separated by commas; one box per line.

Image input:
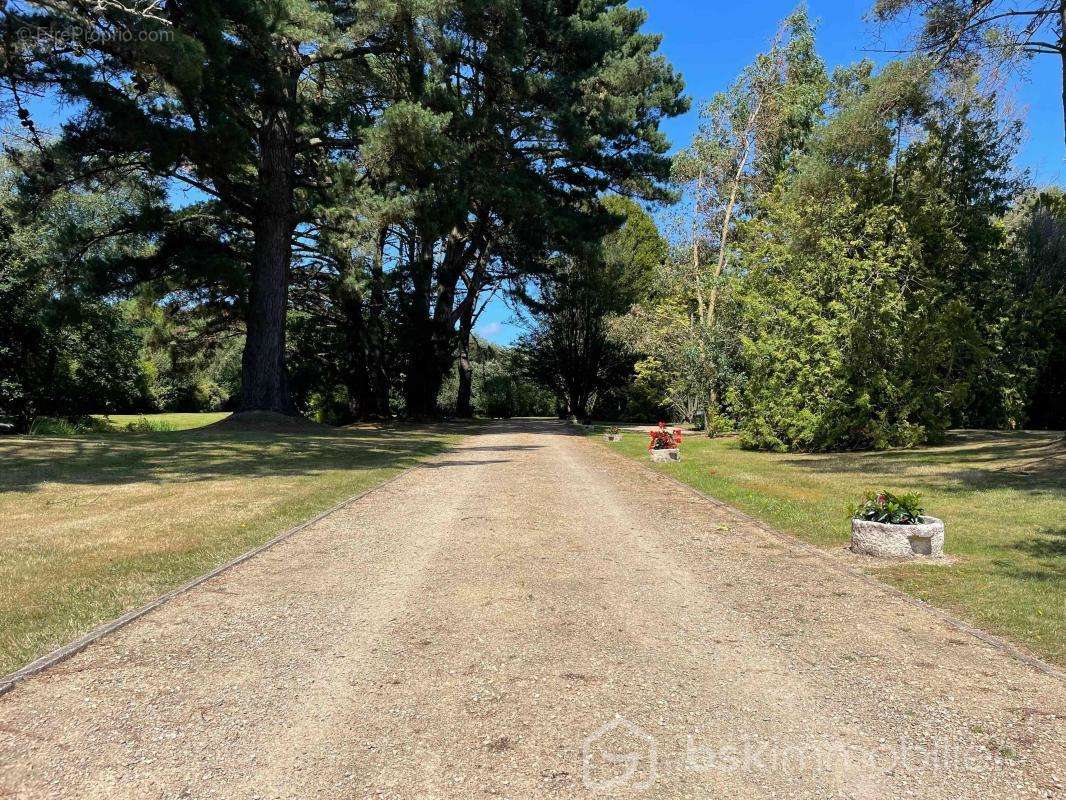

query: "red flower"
left=648, top=425, right=682, bottom=450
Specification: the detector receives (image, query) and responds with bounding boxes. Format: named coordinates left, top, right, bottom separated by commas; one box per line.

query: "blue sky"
left=475, top=0, right=1065, bottom=346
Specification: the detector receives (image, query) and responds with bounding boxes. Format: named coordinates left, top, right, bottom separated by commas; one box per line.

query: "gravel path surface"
left=0, top=420, right=1062, bottom=799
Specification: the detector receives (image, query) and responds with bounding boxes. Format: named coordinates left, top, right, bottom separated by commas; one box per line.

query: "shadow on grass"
left=778, top=431, right=1065, bottom=495
left=0, top=425, right=459, bottom=494
left=1008, top=527, right=1066, bottom=562
left=986, top=560, right=1065, bottom=586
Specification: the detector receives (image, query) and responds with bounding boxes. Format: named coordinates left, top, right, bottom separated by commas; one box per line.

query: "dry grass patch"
left=0, top=416, right=456, bottom=675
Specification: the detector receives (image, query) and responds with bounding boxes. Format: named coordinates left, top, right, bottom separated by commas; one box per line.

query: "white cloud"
left=476, top=321, right=504, bottom=339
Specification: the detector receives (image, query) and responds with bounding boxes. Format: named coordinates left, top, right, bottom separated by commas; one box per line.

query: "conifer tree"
left=1, top=0, right=394, bottom=413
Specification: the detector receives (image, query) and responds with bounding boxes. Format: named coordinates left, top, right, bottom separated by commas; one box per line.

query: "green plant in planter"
left=852, top=491, right=925, bottom=525
left=606, top=426, right=622, bottom=435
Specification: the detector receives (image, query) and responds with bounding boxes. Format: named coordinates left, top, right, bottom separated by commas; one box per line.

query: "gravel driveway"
left=0, top=420, right=1062, bottom=798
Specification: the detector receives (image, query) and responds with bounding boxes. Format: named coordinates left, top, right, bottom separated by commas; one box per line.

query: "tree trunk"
left=699, top=101, right=759, bottom=436
left=241, top=104, right=297, bottom=414
left=365, top=227, right=390, bottom=418
left=571, top=395, right=589, bottom=421
left=456, top=300, right=475, bottom=418
left=692, top=174, right=706, bottom=325
left=403, top=240, right=443, bottom=418
left=455, top=252, right=490, bottom=418
left=340, top=284, right=371, bottom=421
left=404, top=321, right=446, bottom=417
left=708, top=132, right=752, bottom=330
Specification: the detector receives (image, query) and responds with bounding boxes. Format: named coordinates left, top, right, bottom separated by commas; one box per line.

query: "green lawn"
left=93, top=412, right=232, bottom=431
left=0, top=414, right=456, bottom=676
left=597, top=429, right=1066, bottom=665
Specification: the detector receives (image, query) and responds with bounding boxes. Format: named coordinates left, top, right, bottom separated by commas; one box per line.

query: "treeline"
left=536, top=9, right=1066, bottom=450
left=0, top=0, right=685, bottom=430
left=3, top=2, right=1063, bottom=450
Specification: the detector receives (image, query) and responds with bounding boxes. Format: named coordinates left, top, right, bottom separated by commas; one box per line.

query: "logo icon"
left=581, top=714, right=658, bottom=791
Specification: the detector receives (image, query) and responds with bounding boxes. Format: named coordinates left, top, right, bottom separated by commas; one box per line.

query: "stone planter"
left=649, top=448, right=680, bottom=463
left=605, top=433, right=622, bottom=442
left=850, top=516, right=945, bottom=559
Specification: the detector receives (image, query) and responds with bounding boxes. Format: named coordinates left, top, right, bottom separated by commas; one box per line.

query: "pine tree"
left=2, top=0, right=395, bottom=413
left=366, top=0, right=686, bottom=415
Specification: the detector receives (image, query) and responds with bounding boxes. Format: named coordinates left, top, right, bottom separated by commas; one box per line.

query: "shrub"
left=606, top=425, right=621, bottom=435
left=853, top=491, right=925, bottom=525
left=29, top=417, right=80, bottom=436
left=735, top=204, right=950, bottom=453
left=124, top=417, right=176, bottom=433
left=480, top=374, right=516, bottom=418
left=28, top=416, right=113, bottom=435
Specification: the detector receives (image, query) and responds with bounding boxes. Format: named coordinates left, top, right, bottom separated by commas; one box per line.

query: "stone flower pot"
left=650, top=448, right=680, bottom=463
left=850, top=516, right=945, bottom=559
left=605, top=433, right=622, bottom=442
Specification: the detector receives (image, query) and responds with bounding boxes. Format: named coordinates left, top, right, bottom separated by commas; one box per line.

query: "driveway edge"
left=0, top=463, right=423, bottom=698
left=587, top=433, right=1065, bottom=683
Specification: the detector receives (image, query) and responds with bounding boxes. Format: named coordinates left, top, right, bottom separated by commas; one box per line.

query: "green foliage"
left=28, top=416, right=110, bottom=436
left=122, top=417, right=177, bottom=433
left=134, top=301, right=243, bottom=413
left=626, top=14, right=1044, bottom=453
left=0, top=222, right=152, bottom=429
left=521, top=196, right=669, bottom=419
left=852, top=491, right=925, bottom=525
left=736, top=197, right=939, bottom=451
left=479, top=374, right=518, bottom=419
left=613, top=294, right=735, bottom=425
left=2, top=1, right=1059, bottom=447
left=2, top=0, right=687, bottom=422
left=600, top=196, right=669, bottom=302
left=999, top=189, right=1066, bottom=429
left=439, top=338, right=553, bottom=419
left=28, top=417, right=81, bottom=436
left=368, top=0, right=686, bottom=415
left=626, top=9, right=828, bottom=431
left=728, top=53, right=1028, bottom=451
left=0, top=158, right=159, bottom=429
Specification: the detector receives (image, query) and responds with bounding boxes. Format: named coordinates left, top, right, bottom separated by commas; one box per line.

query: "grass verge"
left=0, top=414, right=456, bottom=675
left=595, top=429, right=1065, bottom=665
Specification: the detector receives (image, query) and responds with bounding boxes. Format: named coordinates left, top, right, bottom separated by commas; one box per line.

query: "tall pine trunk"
left=404, top=317, right=446, bottom=416
left=340, top=282, right=372, bottom=421
left=455, top=293, right=476, bottom=417
left=365, top=227, right=391, bottom=418
left=241, top=104, right=296, bottom=414
left=403, top=242, right=442, bottom=417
